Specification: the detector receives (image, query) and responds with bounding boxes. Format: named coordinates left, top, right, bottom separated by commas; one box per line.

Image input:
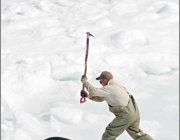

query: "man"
left=81, top=71, right=154, bottom=140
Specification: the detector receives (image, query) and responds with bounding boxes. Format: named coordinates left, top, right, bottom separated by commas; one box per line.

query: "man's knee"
left=101, top=132, right=117, bottom=140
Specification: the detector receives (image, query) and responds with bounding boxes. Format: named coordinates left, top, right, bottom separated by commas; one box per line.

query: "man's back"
left=103, top=79, right=129, bottom=107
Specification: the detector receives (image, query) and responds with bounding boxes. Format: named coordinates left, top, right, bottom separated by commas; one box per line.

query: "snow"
left=109, top=30, right=148, bottom=50
left=1, top=0, right=179, bottom=140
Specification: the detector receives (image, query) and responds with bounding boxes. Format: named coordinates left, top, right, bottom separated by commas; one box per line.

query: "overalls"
left=101, top=90, right=154, bottom=140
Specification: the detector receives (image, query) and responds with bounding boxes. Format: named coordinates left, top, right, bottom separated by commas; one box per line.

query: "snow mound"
left=51, top=65, right=82, bottom=81
left=104, top=53, right=137, bottom=68
left=14, top=111, right=48, bottom=138
left=50, top=102, right=108, bottom=125
left=94, top=18, right=113, bottom=29
left=50, top=106, right=84, bottom=125
left=1, top=97, right=12, bottom=124
left=14, top=129, right=31, bottom=140
left=36, top=0, right=50, bottom=12
left=140, top=53, right=177, bottom=75
left=1, top=120, right=15, bottom=140
left=110, top=2, right=138, bottom=15
left=143, top=64, right=171, bottom=75
left=49, top=54, right=82, bottom=81
left=55, top=0, right=76, bottom=7
left=109, top=30, right=148, bottom=50
left=157, top=2, right=179, bottom=15
left=4, top=3, right=43, bottom=18
left=50, top=103, right=97, bottom=125
left=1, top=60, right=64, bottom=114
left=1, top=49, right=11, bottom=59
left=66, top=27, right=82, bottom=38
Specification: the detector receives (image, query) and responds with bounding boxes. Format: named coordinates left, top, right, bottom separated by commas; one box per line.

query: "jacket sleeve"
left=83, top=81, right=108, bottom=97
left=89, top=95, right=105, bottom=102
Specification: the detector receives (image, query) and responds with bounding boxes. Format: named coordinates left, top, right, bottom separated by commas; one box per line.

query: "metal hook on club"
left=86, top=32, right=95, bottom=38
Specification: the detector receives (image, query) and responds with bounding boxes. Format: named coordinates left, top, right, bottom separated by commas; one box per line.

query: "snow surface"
left=1, top=0, right=179, bottom=140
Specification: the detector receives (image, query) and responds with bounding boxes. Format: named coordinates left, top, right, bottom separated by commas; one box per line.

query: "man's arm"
left=83, top=81, right=108, bottom=97
left=81, top=90, right=105, bottom=102
left=88, top=94, right=105, bottom=102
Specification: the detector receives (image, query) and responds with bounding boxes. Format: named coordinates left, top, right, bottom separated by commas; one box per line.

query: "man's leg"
left=126, top=120, right=153, bottom=140
left=126, top=97, right=154, bottom=140
left=102, top=96, right=136, bottom=140
left=101, top=116, right=130, bottom=140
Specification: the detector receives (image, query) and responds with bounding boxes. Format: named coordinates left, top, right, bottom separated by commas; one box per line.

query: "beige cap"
left=96, top=71, right=113, bottom=81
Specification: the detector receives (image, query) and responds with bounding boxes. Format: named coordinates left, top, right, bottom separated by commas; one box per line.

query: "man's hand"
left=81, top=90, right=88, bottom=97
left=81, top=75, right=88, bottom=83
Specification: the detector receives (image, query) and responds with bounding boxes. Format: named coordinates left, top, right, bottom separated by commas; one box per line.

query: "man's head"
left=96, top=71, right=113, bottom=86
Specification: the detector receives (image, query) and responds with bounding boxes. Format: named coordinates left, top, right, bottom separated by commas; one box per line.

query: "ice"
left=36, top=0, right=50, bottom=12
left=110, top=1, right=138, bottom=15
left=14, top=129, right=31, bottom=140
left=157, top=2, right=179, bottom=15
left=1, top=49, right=11, bottom=59
left=109, top=30, right=148, bottom=50
left=1, top=0, right=179, bottom=139
left=55, top=0, right=76, bottom=7
left=50, top=105, right=84, bottom=125
left=14, top=111, right=49, bottom=139
left=94, top=18, right=113, bottom=29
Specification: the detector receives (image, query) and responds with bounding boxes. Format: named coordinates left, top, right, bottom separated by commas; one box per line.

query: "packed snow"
left=1, top=0, right=179, bottom=140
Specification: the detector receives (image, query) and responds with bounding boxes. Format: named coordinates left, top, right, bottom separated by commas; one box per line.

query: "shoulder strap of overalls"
left=113, top=83, right=131, bottom=97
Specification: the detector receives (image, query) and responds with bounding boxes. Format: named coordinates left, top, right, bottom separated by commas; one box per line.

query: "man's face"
left=99, top=79, right=108, bottom=86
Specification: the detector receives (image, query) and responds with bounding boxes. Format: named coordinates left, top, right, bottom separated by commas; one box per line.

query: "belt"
left=108, top=104, right=125, bottom=110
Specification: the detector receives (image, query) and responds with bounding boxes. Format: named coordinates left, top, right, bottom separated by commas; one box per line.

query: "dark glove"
left=80, top=90, right=88, bottom=97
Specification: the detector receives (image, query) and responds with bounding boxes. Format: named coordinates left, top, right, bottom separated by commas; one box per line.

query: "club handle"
left=80, top=32, right=94, bottom=104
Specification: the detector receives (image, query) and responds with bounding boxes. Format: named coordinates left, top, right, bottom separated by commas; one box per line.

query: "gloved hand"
left=80, top=90, right=88, bottom=97
left=81, top=75, right=88, bottom=83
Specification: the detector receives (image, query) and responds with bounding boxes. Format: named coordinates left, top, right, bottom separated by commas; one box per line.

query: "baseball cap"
left=96, top=71, right=113, bottom=81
